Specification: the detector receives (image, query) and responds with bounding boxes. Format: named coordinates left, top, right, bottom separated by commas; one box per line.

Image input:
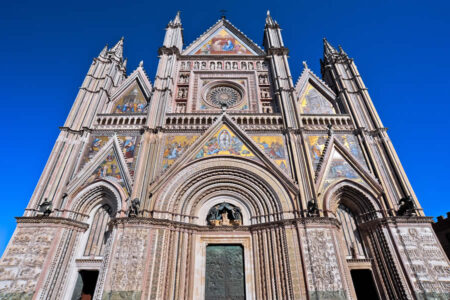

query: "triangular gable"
left=68, top=136, right=133, bottom=196
left=295, top=65, right=337, bottom=114
left=183, top=19, right=265, bottom=56
left=108, top=65, right=152, bottom=113
left=316, top=144, right=381, bottom=194
left=149, top=114, right=297, bottom=193
left=111, top=83, right=147, bottom=113
left=195, top=124, right=256, bottom=158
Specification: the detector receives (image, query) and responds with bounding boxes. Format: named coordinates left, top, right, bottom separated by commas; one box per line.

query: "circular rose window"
left=206, top=86, right=242, bottom=108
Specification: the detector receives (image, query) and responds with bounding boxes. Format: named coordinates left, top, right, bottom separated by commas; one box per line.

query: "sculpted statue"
left=207, top=203, right=242, bottom=226
left=38, top=198, right=52, bottom=216
left=307, top=199, right=319, bottom=217
left=397, top=195, right=416, bottom=216
left=128, top=198, right=140, bottom=217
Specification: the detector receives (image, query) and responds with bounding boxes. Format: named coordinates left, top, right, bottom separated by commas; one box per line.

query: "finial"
left=220, top=9, right=227, bottom=19
left=173, top=11, right=181, bottom=25
left=267, top=10, right=270, bottom=16
left=139, top=60, right=144, bottom=67
left=265, top=9, right=275, bottom=26
left=302, top=61, right=309, bottom=69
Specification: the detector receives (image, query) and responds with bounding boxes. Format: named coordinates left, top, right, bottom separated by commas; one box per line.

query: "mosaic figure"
left=194, top=28, right=253, bottom=55
left=113, top=84, right=147, bottom=114
left=299, top=84, right=335, bottom=114
left=162, top=135, right=199, bottom=170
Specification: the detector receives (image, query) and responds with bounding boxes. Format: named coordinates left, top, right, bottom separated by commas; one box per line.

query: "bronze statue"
left=38, top=198, right=52, bottom=216
left=397, top=195, right=416, bottom=216
left=128, top=198, right=140, bottom=217
left=307, top=199, right=319, bottom=217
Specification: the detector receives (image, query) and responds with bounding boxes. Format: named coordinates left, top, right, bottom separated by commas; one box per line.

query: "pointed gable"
left=191, top=27, right=256, bottom=55
left=299, top=84, right=336, bottom=114
left=321, top=150, right=364, bottom=190
left=88, top=149, right=130, bottom=195
left=112, top=83, right=147, bottom=114
left=183, top=19, right=265, bottom=56
left=195, top=124, right=256, bottom=159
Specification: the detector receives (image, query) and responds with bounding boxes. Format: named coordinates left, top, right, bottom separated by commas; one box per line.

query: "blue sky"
left=0, top=0, right=449, bottom=254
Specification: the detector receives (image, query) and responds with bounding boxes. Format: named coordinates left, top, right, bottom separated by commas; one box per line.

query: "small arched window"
left=336, top=203, right=366, bottom=259
left=84, top=204, right=113, bottom=257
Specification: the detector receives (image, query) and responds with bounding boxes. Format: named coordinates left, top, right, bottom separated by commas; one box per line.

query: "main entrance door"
left=205, top=244, right=245, bottom=300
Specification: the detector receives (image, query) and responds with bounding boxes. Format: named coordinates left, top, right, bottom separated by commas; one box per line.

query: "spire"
left=110, top=37, right=124, bottom=59
left=173, top=11, right=181, bottom=26
left=99, top=44, right=108, bottom=57
left=323, top=38, right=338, bottom=57
left=265, top=10, right=276, bottom=27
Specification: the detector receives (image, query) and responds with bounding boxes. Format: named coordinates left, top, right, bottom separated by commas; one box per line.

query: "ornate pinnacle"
left=323, top=37, right=338, bottom=57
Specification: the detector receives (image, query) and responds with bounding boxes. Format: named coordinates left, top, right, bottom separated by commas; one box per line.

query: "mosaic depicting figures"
left=79, top=136, right=110, bottom=170
left=307, top=135, right=328, bottom=170
left=299, top=84, right=336, bottom=114
left=87, top=150, right=129, bottom=195
left=322, top=151, right=363, bottom=190
left=118, top=136, right=140, bottom=176
left=335, top=134, right=368, bottom=169
left=194, top=28, right=253, bottom=55
left=251, top=136, right=290, bottom=174
left=162, top=135, right=199, bottom=170
left=113, top=84, right=147, bottom=113
left=196, top=125, right=254, bottom=159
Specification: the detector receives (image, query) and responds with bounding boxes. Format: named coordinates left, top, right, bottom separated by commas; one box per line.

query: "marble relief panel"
left=393, top=226, right=450, bottom=299
left=0, top=227, right=56, bottom=299
left=300, top=228, right=347, bottom=299
left=103, top=227, right=149, bottom=299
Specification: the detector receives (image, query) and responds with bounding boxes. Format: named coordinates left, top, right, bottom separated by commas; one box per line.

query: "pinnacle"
left=110, top=37, right=124, bottom=58
left=323, top=37, right=338, bottom=56
left=265, top=10, right=275, bottom=26
left=173, top=11, right=181, bottom=25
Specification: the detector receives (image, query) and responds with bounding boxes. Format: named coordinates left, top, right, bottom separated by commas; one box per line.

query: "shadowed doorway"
left=350, top=269, right=380, bottom=300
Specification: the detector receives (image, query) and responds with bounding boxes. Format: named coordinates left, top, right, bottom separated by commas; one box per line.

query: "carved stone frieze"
left=300, top=228, right=347, bottom=300
left=393, top=225, right=450, bottom=299
left=0, top=227, right=56, bottom=299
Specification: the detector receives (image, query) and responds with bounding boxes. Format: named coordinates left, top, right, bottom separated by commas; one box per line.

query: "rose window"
left=206, top=86, right=241, bottom=108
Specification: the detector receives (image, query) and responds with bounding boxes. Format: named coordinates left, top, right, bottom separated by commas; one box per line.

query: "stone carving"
left=397, top=195, right=416, bottom=216
left=394, top=226, right=450, bottom=298
left=105, top=227, right=148, bottom=298
left=0, top=227, right=55, bottom=299
left=207, top=203, right=242, bottom=226
left=301, top=228, right=347, bottom=299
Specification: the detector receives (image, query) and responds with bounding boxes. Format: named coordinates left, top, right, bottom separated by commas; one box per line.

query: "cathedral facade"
left=0, top=12, right=449, bottom=300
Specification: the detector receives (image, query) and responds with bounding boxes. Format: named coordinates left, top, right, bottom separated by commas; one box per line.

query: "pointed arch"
left=322, top=179, right=383, bottom=221
left=150, top=157, right=297, bottom=225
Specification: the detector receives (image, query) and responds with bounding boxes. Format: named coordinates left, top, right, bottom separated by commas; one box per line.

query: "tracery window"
left=84, top=204, right=113, bottom=256
left=336, top=203, right=366, bottom=259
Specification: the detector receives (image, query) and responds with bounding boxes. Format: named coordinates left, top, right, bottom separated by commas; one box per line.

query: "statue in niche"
left=207, top=203, right=242, bottom=226
left=128, top=198, right=140, bottom=217
left=397, top=195, right=416, bottom=216
left=307, top=198, right=319, bottom=217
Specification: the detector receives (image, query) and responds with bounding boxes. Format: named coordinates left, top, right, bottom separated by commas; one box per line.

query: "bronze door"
left=205, top=244, right=245, bottom=300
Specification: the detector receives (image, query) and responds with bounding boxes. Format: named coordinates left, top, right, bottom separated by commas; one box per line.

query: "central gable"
left=190, top=27, right=256, bottom=55
left=183, top=19, right=264, bottom=56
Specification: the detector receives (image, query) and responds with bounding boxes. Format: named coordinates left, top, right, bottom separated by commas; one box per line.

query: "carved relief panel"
left=0, top=227, right=56, bottom=299
left=393, top=225, right=450, bottom=298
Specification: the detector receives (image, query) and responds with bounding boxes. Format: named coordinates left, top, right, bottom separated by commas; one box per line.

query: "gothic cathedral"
left=0, top=12, right=449, bottom=300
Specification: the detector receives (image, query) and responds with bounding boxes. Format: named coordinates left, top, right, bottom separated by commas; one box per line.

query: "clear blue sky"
left=0, top=0, right=449, bottom=254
